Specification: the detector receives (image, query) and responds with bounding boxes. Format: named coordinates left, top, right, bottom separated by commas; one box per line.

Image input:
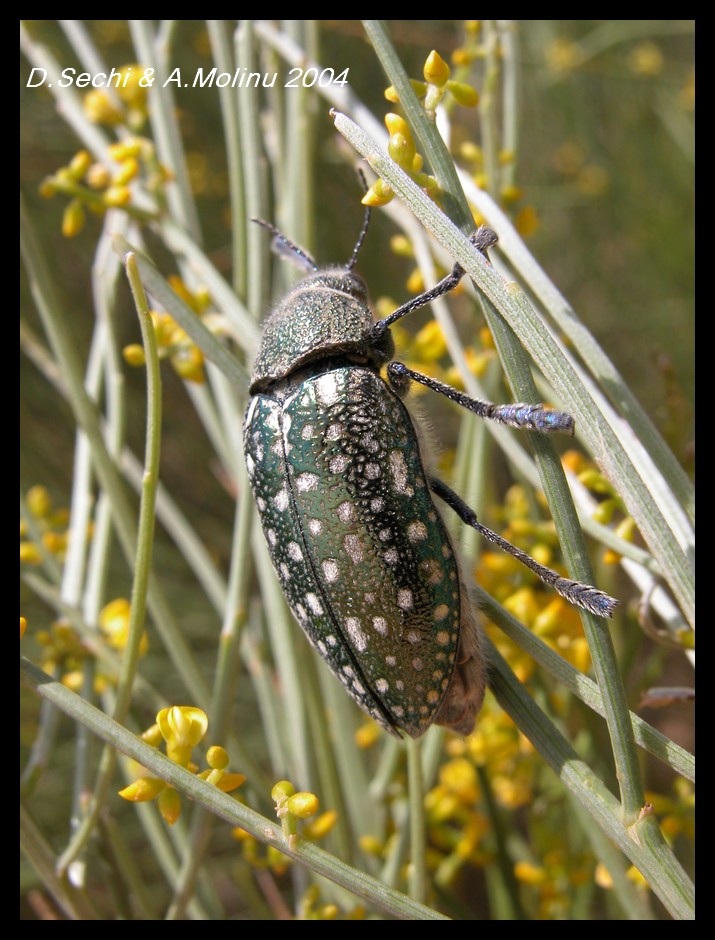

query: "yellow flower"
left=99, top=598, right=149, bottom=656
left=118, top=777, right=167, bottom=802
left=156, top=705, right=208, bottom=766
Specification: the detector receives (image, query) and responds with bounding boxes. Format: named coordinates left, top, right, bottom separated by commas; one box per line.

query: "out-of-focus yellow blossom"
left=628, top=41, right=664, bottom=76
left=302, top=810, right=338, bottom=840
left=40, top=134, right=167, bottom=236
left=546, top=37, right=584, bottom=73
left=354, top=722, right=380, bottom=749
left=99, top=598, right=149, bottom=657
left=84, top=89, right=123, bottom=125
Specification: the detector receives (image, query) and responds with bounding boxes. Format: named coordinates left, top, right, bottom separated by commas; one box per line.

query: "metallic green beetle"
left=243, top=205, right=616, bottom=739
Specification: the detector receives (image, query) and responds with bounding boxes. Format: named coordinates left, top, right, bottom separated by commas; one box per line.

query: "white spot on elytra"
left=412, top=657, right=424, bottom=671
left=407, top=521, right=428, bottom=542
left=344, top=534, right=364, bottom=563
left=386, top=655, right=397, bottom=666
left=322, top=559, right=339, bottom=582
left=337, top=501, right=355, bottom=523
left=274, top=488, right=289, bottom=511
left=376, top=678, right=389, bottom=693
left=342, top=665, right=354, bottom=679
left=397, top=589, right=413, bottom=610
left=378, top=528, right=392, bottom=542
left=287, top=541, right=303, bottom=562
left=301, top=424, right=315, bottom=440
left=296, top=472, right=319, bottom=492
left=295, top=603, right=307, bottom=621
left=395, top=679, right=404, bottom=691
left=352, top=679, right=365, bottom=694
left=346, top=617, right=367, bottom=652
left=256, top=496, right=266, bottom=511
left=389, top=450, right=413, bottom=495
left=330, top=455, right=349, bottom=474
left=326, top=634, right=337, bottom=646
left=265, top=410, right=280, bottom=432
left=266, top=529, right=277, bottom=546
left=326, top=422, right=344, bottom=441
left=315, top=373, right=339, bottom=405
left=308, top=518, right=323, bottom=535
left=370, top=497, right=384, bottom=513
left=246, top=454, right=255, bottom=476
left=406, top=629, right=421, bottom=644
left=364, top=592, right=375, bottom=604
left=280, top=562, right=290, bottom=580
left=372, top=617, right=388, bottom=636
left=306, top=592, right=323, bottom=615
left=365, top=462, right=381, bottom=479
left=384, top=548, right=398, bottom=565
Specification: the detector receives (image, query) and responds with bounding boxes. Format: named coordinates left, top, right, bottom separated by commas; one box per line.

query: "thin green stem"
left=406, top=737, right=426, bottom=904
left=55, top=251, right=163, bottom=873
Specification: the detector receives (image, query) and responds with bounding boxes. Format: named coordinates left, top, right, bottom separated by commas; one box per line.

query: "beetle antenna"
left=347, top=169, right=372, bottom=271
left=251, top=218, right=318, bottom=273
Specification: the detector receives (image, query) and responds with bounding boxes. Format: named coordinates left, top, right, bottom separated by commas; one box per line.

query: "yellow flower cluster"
left=231, top=779, right=337, bottom=876
left=29, top=598, right=148, bottom=693
left=384, top=50, right=479, bottom=116
left=20, top=485, right=72, bottom=565
left=40, top=136, right=170, bottom=237
left=118, top=706, right=245, bottom=825
left=83, top=64, right=150, bottom=130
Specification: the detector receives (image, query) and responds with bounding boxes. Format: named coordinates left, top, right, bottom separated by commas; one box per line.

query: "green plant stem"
left=236, top=20, right=270, bottom=320
left=129, top=20, right=202, bottom=241
left=567, top=794, right=655, bottom=920
left=206, top=19, right=247, bottom=297
left=479, top=20, right=501, bottom=197
left=21, top=656, right=450, bottom=921
left=406, top=737, right=426, bottom=905
left=54, top=252, right=162, bottom=873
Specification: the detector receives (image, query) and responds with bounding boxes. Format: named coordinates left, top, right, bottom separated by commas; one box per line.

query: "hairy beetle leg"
left=429, top=477, right=618, bottom=619
left=387, top=362, right=575, bottom=435
left=371, top=225, right=498, bottom=341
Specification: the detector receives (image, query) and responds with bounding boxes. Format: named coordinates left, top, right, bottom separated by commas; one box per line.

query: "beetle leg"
left=429, top=476, right=618, bottom=619
left=387, top=362, right=575, bottom=435
left=371, top=226, right=498, bottom=340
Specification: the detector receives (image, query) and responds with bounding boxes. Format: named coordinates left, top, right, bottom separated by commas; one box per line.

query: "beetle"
left=243, top=194, right=616, bottom=739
